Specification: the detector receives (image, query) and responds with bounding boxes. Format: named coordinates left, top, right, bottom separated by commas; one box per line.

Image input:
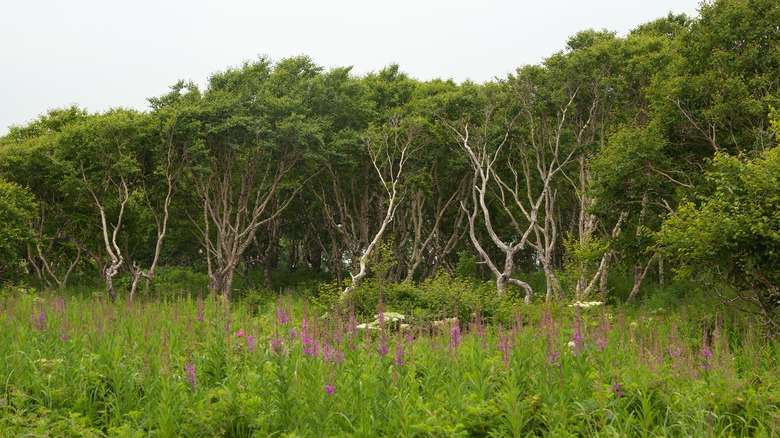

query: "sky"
left=1, top=0, right=702, bottom=136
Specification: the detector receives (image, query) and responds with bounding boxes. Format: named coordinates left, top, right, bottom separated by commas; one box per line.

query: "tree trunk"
left=542, top=262, right=563, bottom=302
left=105, top=260, right=121, bottom=300
left=627, top=254, right=656, bottom=301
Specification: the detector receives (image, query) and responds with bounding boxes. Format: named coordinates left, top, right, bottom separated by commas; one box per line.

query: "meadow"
left=1, top=285, right=778, bottom=437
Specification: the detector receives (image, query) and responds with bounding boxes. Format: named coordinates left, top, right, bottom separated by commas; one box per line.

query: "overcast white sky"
left=1, top=0, right=702, bottom=136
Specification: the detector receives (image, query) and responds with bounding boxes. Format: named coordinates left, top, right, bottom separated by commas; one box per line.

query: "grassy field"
left=0, top=287, right=778, bottom=437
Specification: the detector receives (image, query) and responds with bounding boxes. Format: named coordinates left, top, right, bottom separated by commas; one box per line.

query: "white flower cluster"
left=356, top=312, right=406, bottom=330
left=568, top=301, right=603, bottom=309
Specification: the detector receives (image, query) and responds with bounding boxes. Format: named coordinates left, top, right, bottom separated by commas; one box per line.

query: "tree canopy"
left=1, top=0, right=777, bottom=320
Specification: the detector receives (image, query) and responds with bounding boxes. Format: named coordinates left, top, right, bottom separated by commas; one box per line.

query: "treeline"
left=1, top=0, right=778, bottom=323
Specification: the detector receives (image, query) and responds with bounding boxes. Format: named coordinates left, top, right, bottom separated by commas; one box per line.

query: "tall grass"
left=0, top=289, right=778, bottom=436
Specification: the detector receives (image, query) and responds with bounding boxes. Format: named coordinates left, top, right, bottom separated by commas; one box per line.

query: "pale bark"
left=27, top=237, right=81, bottom=291
left=575, top=211, right=627, bottom=301
left=84, top=170, right=130, bottom=301
left=194, top=145, right=301, bottom=300
left=397, top=173, right=470, bottom=282
left=341, top=116, right=418, bottom=299
left=450, top=85, right=580, bottom=302
left=129, top=120, right=183, bottom=302
left=318, top=164, right=378, bottom=281
left=455, top=121, right=534, bottom=303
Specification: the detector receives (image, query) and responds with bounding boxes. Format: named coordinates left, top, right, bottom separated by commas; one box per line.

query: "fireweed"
left=1, top=293, right=778, bottom=436
left=394, top=339, right=407, bottom=367
left=184, top=363, right=197, bottom=389
left=449, top=319, right=461, bottom=353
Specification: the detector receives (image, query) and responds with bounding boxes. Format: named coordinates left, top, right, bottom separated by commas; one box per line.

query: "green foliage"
left=149, top=266, right=210, bottom=293
left=0, top=178, right=37, bottom=281
left=1, top=0, right=778, bottom=328
left=659, top=146, right=780, bottom=327
left=655, top=0, right=780, bottom=155
left=1, top=291, right=778, bottom=435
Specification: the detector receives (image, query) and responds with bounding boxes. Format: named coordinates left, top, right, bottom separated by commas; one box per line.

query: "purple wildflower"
left=184, top=363, right=196, bottom=389
left=595, top=338, right=608, bottom=351
left=570, top=327, right=584, bottom=355
left=547, top=350, right=561, bottom=367
left=611, top=383, right=623, bottom=397
left=300, top=317, right=319, bottom=357
left=668, top=345, right=682, bottom=358
left=449, top=319, right=461, bottom=352
left=325, top=384, right=335, bottom=395
left=701, top=346, right=713, bottom=372
left=497, top=327, right=513, bottom=367
left=277, top=307, right=289, bottom=325
left=394, top=342, right=406, bottom=367
left=272, top=338, right=284, bottom=354
left=248, top=334, right=256, bottom=352
left=32, top=311, right=46, bottom=331
left=377, top=338, right=389, bottom=359
left=322, top=344, right=345, bottom=365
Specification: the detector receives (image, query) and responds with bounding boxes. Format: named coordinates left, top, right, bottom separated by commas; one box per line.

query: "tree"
left=0, top=178, right=37, bottom=282
left=341, top=114, right=419, bottom=298
left=590, top=126, right=684, bottom=300
left=659, top=145, right=780, bottom=328
left=0, top=107, right=92, bottom=290
left=127, top=81, right=202, bottom=300
left=56, top=109, right=147, bottom=299
left=446, top=79, right=579, bottom=302
left=654, top=0, right=780, bottom=157
left=191, top=57, right=320, bottom=298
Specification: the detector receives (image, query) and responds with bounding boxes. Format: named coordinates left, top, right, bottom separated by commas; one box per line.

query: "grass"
left=0, top=287, right=778, bottom=436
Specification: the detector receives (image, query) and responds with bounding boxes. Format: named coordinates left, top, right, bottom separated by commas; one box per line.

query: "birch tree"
left=341, top=115, right=419, bottom=298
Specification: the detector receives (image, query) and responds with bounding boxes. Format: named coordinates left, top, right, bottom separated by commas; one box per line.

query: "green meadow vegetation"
left=1, top=0, right=779, bottom=435
left=1, top=282, right=778, bottom=436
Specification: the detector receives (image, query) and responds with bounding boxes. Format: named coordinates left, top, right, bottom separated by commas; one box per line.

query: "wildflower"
left=325, top=384, right=335, bottom=395
left=547, top=350, right=561, bottom=367
left=377, top=339, right=389, bottom=359
left=300, top=316, right=319, bottom=357
left=394, top=342, right=406, bottom=367
left=235, top=330, right=244, bottom=338
left=184, top=363, right=196, bottom=389
left=668, top=345, right=682, bottom=358
left=322, top=344, right=345, bottom=365
left=595, top=338, right=608, bottom=351
left=497, top=328, right=512, bottom=367
left=568, top=301, right=603, bottom=309
left=277, top=307, right=289, bottom=325
left=32, top=311, right=46, bottom=331
left=449, top=319, right=461, bottom=351
left=248, top=334, right=256, bottom=352
left=611, top=383, right=623, bottom=397
left=570, top=327, right=584, bottom=355
left=272, top=338, right=284, bottom=354
left=701, top=346, right=713, bottom=372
